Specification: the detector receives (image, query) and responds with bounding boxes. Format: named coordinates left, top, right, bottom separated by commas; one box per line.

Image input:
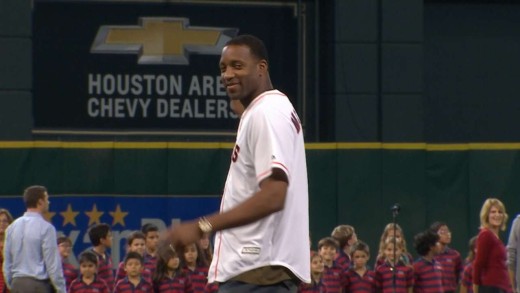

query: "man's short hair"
left=88, top=223, right=111, bottom=246
left=23, top=185, right=47, bottom=208
left=225, top=34, right=269, bottom=63
left=78, top=251, right=98, bottom=266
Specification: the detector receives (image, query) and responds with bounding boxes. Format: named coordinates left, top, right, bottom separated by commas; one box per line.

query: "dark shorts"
left=218, top=280, right=298, bottom=293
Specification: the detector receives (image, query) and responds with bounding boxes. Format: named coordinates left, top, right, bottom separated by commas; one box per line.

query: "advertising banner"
left=33, top=0, right=298, bottom=136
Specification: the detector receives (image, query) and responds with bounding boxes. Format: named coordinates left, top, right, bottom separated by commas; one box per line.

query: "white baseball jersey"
left=208, top=90, right=311, bottom=283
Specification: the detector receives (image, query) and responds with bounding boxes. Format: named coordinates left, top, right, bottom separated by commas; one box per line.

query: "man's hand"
left=165, top=219, right=202, bottom=251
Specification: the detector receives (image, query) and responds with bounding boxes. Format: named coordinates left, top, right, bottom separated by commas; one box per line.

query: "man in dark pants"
left=3, top=185, right=66, bottom=293
left=167, top=34, right=311, bottom=292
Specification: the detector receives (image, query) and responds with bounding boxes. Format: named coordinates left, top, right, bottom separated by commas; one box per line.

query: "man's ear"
left=258, top=59, right=268, bottom=72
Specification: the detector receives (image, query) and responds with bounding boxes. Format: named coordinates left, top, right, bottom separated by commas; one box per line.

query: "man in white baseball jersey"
left=168, top=34, right=310, bottom=292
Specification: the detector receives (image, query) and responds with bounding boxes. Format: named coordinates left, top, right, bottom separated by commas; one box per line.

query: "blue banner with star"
left=0, top=195, right=220, bottom=268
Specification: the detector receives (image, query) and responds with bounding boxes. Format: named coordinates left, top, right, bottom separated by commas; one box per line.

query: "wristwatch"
left=198, top=217, right=213, bottom=234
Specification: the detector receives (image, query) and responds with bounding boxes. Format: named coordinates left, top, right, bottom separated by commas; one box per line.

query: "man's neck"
left=241, top=85, right=274, bottom=109
left=324, top=259, right=333, bottom=268
left=26, top=208, right=41, bottom=214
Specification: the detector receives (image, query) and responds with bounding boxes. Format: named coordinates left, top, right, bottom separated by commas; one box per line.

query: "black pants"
left=218, top=280, right=297, bottom=293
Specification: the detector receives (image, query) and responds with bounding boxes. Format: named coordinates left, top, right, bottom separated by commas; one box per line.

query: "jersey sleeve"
left=248, top=103, right=300, bottom=184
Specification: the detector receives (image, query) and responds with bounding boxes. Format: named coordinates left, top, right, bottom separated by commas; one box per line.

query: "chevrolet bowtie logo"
left=91, top=17, right=238, bottom=65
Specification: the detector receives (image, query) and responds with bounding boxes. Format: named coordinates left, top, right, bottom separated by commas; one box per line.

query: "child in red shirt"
left=153, top=244, right=193, bottom=293
left=114, top=252, right=153, bottom=293
left=69, top=251, right=110, bottom=293
left=298, top=254, right=327, bottom=293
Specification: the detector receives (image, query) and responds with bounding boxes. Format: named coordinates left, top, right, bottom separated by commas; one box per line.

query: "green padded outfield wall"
left=1, top=142, right=518, bottom=257
left=2, top=0, right=520, bottom=259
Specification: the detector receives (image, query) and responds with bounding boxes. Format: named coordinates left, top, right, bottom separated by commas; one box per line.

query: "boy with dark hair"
left=87, top=223, right=114, bottom=291
left=318, top=237, right=345, bottom=293
left=69, top=251, right=109, bottom=293
left=114, top=252, right=153, bottom=293
left=57, top=236, right=78, bottom=290
left=298, top=254, right=328, bottom=293
left=430, top=222, right=462, bottom=293
left=345, top=241, right=376, bottom=292
left=115, top=231, right=152, bottom=284
left=141, top=223, right=159, bottom=273
left=413, top=230, right=443, bottom=293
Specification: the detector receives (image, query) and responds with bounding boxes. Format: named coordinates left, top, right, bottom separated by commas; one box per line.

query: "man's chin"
left=228, top=95, right=241, bottom=101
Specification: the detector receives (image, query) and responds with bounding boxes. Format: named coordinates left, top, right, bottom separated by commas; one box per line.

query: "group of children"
left=58, top=221, right=473, bottom=293
left=59, top=223, right=215, bottom=293
left=301, top=222, right=471, bottom=293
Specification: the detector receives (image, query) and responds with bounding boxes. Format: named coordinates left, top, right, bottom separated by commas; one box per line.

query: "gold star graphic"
left=109, top=204, right=128, bottom=227
left=85, top=204, right=104, bottom=226
left=60, top=204, right=80, bottom=227
left=43, top=210, right=56, bottom=223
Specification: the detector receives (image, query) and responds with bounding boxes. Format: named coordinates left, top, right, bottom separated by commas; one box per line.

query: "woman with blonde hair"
left=472, top=198, right=512, bottom=293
